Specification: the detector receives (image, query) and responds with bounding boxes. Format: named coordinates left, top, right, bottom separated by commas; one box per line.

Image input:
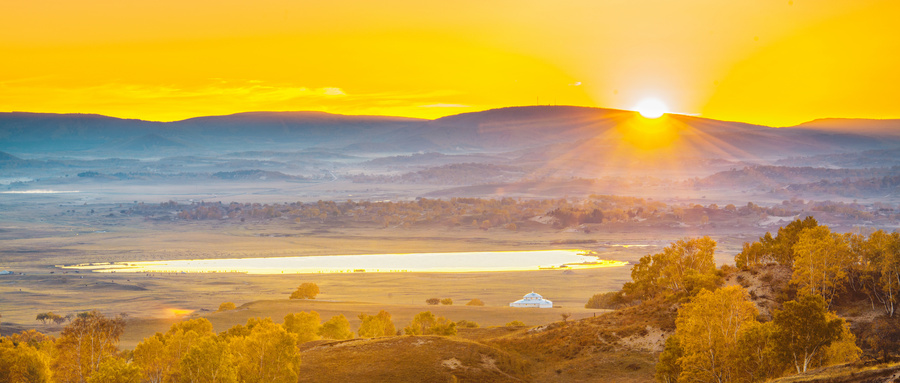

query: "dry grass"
left=297, top=336, right=529, bottom=383
left=767, top=361, right=900, bottom=383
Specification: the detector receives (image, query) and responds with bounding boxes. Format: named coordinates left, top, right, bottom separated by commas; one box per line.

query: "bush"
left=456, top=320, right=479, bottom=328
left=466, top=298, right=485, bottom=306
left=426, top=298, right=440, bottom=305
left=217, top=302, right=236, bottom=312
left=440, top=298, right=453, bottom=305
left=289, top=283, right=320, bottom=299
left=506, top=320, right=526, bottom=327
left=585, top=291, right=628, bottom=309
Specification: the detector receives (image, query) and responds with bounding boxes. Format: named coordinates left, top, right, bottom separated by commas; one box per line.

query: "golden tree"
left=289, top=283, right=320, bottom=299
left=52, top=311, right=125, bottom=383
left=0, top=339, right=52, bottom=383
left=230, top=321, right=300, bottom=383
left=791, top=226, right=852, bottom=306
left=357, top=310, right=396, bottom=338
left=179, top=337, right=237, bottom=383
left=318, top=314, right=353, bottom=340
left=86, top=357, right=141, bottom=383
left=671, top=286, right=758, bottom=383
left=282, top=311, right=321, bottom=343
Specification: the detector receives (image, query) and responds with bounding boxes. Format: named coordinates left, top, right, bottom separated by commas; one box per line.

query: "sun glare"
left=634, top=98, right=668, bottom=119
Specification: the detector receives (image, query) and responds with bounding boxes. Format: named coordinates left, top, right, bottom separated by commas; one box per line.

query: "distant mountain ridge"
left=786, top=118, right=900, bottom=137
left=2, top=107, right=898, bottom=159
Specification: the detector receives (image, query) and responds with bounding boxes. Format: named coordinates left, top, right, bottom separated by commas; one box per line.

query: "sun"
left=634, top=98, right=668, bottom=119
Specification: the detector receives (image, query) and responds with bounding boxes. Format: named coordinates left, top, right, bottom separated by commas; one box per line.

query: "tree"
left=466, top=299, right=485, bottom=306
left=404, top=311, right=456, bottom=336
left=791, top=226, right=851, bottom=306
left=425, top=298, right=440, bottom=305
left=217, top=302, right=236, bottom=312
left=655, top=335, right=682, bottom=383
left=358, top=310, right=396, bottom=338
left=772, top=216, right=818, bottom=266
left=318, top=315, right=353, bottom=340
left=623, top=237, right=718, bottom=299
left=429, top=317, right=458, bottom=336
left=132, top=317, right=216, bottom=383
left=734, top=321, right=784, bottom=383
left=0, top=339, right=52, bottom=383
left=289, top=283, right=320, bottom=299
left=735, top=233, right=775, bottom=269
left=53, top=310, right=126, bottom=383
left=440, top=298, right=453, bottom=305
left=867, top=315, right=900, bottom=361
left=36, top=312, right=63, bottom=325
left=132, top=336, right=167, bottom=383
left=856, top=230, right=900, bottom=316
left=179, top=336, right=237, bottom=383
left=773, top=294, right=844, bottom=373
left=404, top=311, right=436, bottom=335
left=283, top=311, right=321, bottom=343
left=230, top=320, right=300, bottom=383
left=585, top=291, right=628, bottom=309
left=86, top=357, right=141, bottom=383
left=673, top=286, right=759, bottom=383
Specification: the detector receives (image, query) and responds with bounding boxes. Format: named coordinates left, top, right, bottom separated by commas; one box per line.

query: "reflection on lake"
left=62, top=250, right=628, bottom=274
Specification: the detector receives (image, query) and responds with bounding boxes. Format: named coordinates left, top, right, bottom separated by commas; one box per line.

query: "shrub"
left=217, top=302, right=236, bottom=312
left=506, top=320, right=526, bottom=327
left=440, top=298, right=453, bottom=305
left=456, top=320, right=479, bottom=328
left=426, top=298, right=440, bottom=305
left=466, top=299, right=485, bottom=306
left=289, top=283, right=320, bottom=299
left=585, top=291, right=628, bottom=309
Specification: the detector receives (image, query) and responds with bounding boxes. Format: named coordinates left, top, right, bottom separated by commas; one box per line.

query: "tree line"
left=0, top=305, right=473, bottom=382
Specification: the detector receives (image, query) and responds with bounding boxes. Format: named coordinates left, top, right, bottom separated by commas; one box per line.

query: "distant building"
left=509, top=292, right=553, bottom=308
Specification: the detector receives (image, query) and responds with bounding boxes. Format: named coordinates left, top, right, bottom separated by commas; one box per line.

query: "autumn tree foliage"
left=86, top=357, right=141, bottom=383
left=318, top=314, right=353, bottom=340
left=179, top=336, right=236, bottom=383
left=850, top=230, right=900, bottom=317
left=666, top=286, right=759, bottom=383
left=735, top=217, right=819, bottom=268
left=131, top=317, right=218, bottom=383
left=229, top=320, right=300, bottom=383
left=403, top=311, right=457, bottom=336
left=790, top=226, right=852, bottom=306
left=0, top=337, right=52, bottom=383
left=289, top=283, right=320, bottom=299
left=465, top=299, right=485, bottom=306
left=217, top=302, right=237, bottom=312
left=53, top=310, right=126, bottom=383
left=773, top=294, right=850, bottom=374
left=283, top=311, right=322, bottom=343
left=623, top=236, right=719, bottom=299
left=358, top=310, right=396, bottom=338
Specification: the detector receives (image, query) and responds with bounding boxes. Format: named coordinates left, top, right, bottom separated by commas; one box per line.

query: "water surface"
left=63, top=250, right=628, bottom=274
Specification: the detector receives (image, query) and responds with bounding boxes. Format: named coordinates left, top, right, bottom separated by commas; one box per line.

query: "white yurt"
left=509, top=292, right=553, bottom=308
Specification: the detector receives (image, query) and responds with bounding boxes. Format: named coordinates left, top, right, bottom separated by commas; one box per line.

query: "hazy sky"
left=1, top=0, right=898, bottom=125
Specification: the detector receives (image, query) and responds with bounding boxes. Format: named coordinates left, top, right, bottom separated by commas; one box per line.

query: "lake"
left=62, top=249, right=628, bottom=274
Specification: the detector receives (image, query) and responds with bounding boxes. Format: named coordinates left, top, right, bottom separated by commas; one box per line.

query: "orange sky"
left=1, top=0, right=898, bottom=126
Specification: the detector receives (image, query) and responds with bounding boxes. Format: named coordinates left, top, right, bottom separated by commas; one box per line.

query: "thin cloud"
left=419, top=103, right=470, bottom=108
